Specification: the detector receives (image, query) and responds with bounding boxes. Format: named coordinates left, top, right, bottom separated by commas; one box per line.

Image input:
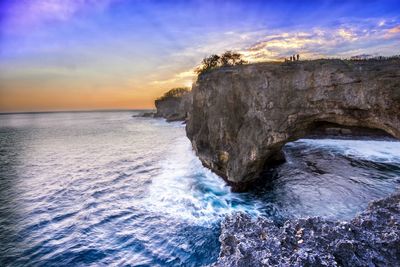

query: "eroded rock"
left=213, top=191, right=400, bottom=267
left=186, top=59, right=400, bottom=188
left=155, top=91, right=192, bottom=122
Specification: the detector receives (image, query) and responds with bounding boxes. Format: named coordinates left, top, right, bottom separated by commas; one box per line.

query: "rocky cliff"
left=155, top=91, right=192, bottom=121
left=214, top=190, right=400, bottom=267
left=186, top=59, right=400, bottom=190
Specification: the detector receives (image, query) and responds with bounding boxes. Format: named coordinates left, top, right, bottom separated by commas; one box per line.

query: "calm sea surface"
left=0, top=111, right=399, bottom=266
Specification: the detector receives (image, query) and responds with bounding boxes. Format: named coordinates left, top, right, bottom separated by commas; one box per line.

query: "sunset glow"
left=0, top=0, right=399, bottom=112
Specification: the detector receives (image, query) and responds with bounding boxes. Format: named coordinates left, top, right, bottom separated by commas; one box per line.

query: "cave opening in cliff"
left=249, top=129, right=400, bottom=221
left=303, top=121, right=397, bottom=141
left=251, top=120, right=399, bottom=193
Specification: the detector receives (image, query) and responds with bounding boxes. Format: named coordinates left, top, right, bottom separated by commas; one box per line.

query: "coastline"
left=213, top=190, right=400, bottom=266
left=153, top=58, right=400, bottom=266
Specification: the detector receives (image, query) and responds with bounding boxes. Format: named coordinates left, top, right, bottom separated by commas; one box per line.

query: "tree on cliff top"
left=157, top=87, right=189, bottom=101
left=195, top=51, right=247, bottom=75
left=195, top=54, right=220, bottom=74
left=220, top=51, right=246, bottom=66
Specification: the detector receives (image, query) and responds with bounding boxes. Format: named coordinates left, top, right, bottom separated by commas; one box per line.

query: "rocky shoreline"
left=213, top=190, right=400, bottom=267
left=153, top=59, right=400, bottom=266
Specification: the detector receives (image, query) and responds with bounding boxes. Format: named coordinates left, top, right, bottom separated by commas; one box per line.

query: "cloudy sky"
left=0, top=0, right=399, bottom=112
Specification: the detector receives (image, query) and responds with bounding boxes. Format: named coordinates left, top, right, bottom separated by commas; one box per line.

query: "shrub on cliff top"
left=220, top=51, right=247, bottom=66
left=195, top=54, right=221, bottom=74
left=195, top=51, right=247, bottom=75
left=157, top=87, right=189, bottom=101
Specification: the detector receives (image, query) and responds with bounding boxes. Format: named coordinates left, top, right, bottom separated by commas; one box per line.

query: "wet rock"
left=186, top=59, right=400, bottom=188
left=213, top=191, right=400, bottom=267
left=132, top=111, right=156, bottom=118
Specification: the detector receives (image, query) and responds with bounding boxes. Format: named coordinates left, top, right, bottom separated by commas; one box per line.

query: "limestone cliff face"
left=155, top=92, right=192, bottom=121
left=186, top=59, right=400, bottom=189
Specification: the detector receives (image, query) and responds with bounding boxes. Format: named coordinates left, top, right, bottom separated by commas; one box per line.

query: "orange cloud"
left=151, top=69, right=195, bottom=88
left=383, top=25, right=400, bottom=39
left=388, top=25, right=400, bottom=34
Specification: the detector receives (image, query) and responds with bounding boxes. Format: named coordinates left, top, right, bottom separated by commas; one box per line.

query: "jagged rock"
left=186, top=59, right=400, bottom=189
left=213, top=191, right=400, bottom=267
left=155, top=91, right=192, bottom=122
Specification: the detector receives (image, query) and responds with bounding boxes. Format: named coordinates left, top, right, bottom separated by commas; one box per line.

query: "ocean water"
left=0, top=111, right=399, bottom=266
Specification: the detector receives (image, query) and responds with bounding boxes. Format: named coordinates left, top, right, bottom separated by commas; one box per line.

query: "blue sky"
left=0, top=0, right=399, bottom=111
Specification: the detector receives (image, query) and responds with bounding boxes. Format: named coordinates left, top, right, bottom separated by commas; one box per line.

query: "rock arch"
left=186, top=59, right=400, bottom=190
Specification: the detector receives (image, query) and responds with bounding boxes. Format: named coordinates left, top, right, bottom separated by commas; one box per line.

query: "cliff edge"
left=155, top=91, right=192, bottom=122
left=186, top=59, right=400, bottom=190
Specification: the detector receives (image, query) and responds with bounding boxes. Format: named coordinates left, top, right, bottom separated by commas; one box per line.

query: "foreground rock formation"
left=186, top=59, right=400, bottom=189
left=155, top=91, right=192, bottom=122
left=213, top=190, right=400, bottom=267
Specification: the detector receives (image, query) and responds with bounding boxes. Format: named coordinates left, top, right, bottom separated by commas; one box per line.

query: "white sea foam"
left=142, top=134, right=262, bottom=223
left=1, top=112, right=399, bottom=266
left=298, top=139, right=400, bottom=163
left=144, top=137, right=400, bottom=223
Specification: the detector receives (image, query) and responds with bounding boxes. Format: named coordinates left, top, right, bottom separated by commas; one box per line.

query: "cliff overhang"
left=186, top=59, right=400, bottom=190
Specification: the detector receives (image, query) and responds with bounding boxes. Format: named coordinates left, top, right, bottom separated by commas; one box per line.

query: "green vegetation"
left=195, top=51, right=247, bottom=75
left=157, top=87, right=189, bottom=101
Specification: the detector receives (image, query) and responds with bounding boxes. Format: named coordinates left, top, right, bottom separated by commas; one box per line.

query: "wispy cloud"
left=148, top=18, right=400, bottom=88
left=151, top=69, right=196, bottom=88
left=1, top=0, right=116, bottom=33
left=1, top=0, right=400, bottom=111
left=242, top=22, right=399, bottom=61
left=241, top=21, right=400, bottom=61
left=386, top=25, right=400, bottom=35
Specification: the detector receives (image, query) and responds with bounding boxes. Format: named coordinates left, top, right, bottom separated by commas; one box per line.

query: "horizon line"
left=0, top=108, right=155, bottom=115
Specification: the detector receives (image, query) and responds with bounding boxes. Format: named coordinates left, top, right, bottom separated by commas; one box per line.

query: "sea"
left=0, top=111, right=399, bottom=266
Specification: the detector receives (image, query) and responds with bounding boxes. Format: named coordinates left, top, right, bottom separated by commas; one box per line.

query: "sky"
left=0, top=0, right=399, bottom=112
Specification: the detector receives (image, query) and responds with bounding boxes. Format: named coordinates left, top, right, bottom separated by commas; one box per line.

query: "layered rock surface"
left=186, top=59, right=400, bottom=188
left=155, top=91, right=192, bottom=121
left=213, top=190, right=400, bottom=267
